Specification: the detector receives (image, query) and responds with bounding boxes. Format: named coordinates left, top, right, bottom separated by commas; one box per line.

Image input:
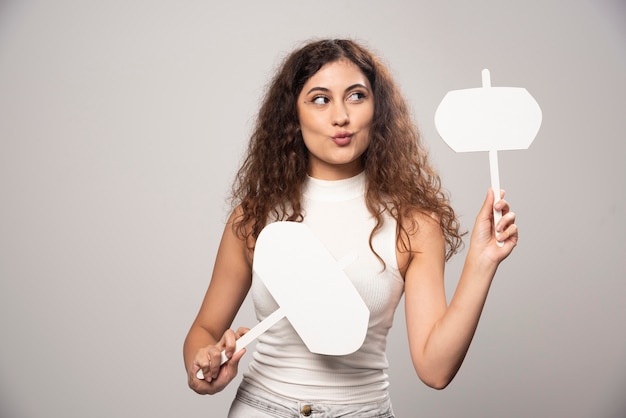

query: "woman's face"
left=296, top=59, right=374, bottom=180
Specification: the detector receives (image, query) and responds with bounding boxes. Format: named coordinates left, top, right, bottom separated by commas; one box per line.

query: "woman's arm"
left=183, top=207, right=253, bottom=395
left=404, top=189, right=518, bottom=389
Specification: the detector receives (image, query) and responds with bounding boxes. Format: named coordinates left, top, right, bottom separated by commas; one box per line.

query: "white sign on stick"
left=435, top=69, right=542, bottom=246
left=197, top=221, right=369, bottom=379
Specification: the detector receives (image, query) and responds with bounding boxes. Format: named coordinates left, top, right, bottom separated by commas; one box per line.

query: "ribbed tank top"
left=241, top=171, right=405, bottom=403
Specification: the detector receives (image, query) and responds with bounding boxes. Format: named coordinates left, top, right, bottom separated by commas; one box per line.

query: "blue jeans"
left=228, top=381, right=395, bottom=418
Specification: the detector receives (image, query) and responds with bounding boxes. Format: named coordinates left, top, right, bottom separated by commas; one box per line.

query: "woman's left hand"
left=469, top=188, right=518, bottom=265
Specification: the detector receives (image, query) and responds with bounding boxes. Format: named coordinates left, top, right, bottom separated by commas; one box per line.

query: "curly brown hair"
left=231, top=39, right=464, bottom=261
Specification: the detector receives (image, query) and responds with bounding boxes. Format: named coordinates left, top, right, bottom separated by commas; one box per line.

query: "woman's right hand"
left=187, top=327, right=249, bottom=395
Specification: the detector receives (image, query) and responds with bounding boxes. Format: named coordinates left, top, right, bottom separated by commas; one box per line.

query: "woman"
left=183, top=39, right=517, bottom=417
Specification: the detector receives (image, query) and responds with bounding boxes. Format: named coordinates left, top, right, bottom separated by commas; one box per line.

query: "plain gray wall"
left=1, top=1, right=624, bottom=417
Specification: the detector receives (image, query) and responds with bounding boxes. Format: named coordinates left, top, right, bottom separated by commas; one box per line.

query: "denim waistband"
left=228, top=380, right=395, bottom=418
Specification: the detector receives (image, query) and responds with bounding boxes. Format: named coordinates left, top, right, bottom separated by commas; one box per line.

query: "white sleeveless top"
left=242, top=172, right=405, bottom=403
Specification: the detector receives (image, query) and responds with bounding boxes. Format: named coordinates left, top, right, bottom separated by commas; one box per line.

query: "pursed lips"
left=331, top=131, right=354, bottom=146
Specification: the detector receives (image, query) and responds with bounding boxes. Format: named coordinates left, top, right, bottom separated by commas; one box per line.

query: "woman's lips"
left=332, top=132, right=353, bottom=146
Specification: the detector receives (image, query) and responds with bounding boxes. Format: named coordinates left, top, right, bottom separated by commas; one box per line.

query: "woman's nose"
left=332, top=104, right=349, bottom=126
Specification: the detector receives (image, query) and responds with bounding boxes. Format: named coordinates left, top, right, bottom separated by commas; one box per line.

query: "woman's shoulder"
left=399, top=209, right=446, bottom=253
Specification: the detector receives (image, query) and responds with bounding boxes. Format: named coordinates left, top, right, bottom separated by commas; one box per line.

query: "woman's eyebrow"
left=345, top=83, right=369, bottom=92
left=305, top=83, right=370, bottom=96
left=305, top=86, right=330, bottom=95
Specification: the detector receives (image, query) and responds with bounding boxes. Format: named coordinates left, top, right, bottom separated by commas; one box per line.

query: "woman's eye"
left=347, top=92, right=367, bottom=102
left=311, top=96, right=329, bottom=105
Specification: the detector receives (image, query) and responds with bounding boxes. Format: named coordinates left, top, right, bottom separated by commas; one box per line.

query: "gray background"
left=1, top=1, right=624, bottom=417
